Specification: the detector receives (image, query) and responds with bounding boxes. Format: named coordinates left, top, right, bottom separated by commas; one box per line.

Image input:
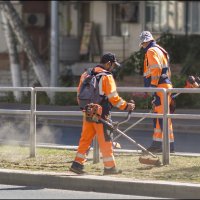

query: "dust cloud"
left=0, top=115, right=62, bottom=146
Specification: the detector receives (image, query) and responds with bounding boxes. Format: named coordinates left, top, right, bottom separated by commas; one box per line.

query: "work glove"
left=125, top=100, right=135, bottom=112
left=195, top=76, right=200, bottom=85
left=185, top=76, right=199, bottom=88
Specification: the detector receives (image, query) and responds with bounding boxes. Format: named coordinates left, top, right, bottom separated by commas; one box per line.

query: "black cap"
left=100, top=52, right=120, bottom=67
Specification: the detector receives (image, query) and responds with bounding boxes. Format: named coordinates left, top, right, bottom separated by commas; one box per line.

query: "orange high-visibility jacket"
left=143, top=43, right=174, bottom=143
left=143, top=44, right=171, bottom=87
left=77, top=66, right=128, bottom=114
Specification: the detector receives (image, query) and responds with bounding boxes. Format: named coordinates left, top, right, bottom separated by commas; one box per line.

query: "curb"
left=0, top=169, right=200, bottom=199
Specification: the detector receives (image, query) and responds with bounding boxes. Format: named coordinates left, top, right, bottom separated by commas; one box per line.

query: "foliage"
left=0, top=92, right=15, bottom=103
left=118, top=50, right=144, bottom=78
left=180, top=35, right=200, bottom=75
left=54, top=92, right=77, bottom=106
left=119, top=33, right=200, bottom=78
left=2, top=33, right=200, bottom=108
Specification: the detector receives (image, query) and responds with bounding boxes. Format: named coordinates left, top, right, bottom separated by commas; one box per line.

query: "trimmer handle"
left=117, top=100, right=134, bottom=126
left=128, top=99, right=135, bottom=114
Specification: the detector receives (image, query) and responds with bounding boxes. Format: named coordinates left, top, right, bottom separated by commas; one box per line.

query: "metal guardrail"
left=0, top=87, right=200, bottom=165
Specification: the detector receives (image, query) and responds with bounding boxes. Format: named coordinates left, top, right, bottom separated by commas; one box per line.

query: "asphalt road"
left=0, top=184, right=165, bottom=199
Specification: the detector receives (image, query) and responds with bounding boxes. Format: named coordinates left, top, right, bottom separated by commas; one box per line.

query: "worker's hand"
left=185, top=76, right=200, bottom=88
left=126, top=101, right=135, bottom=112
left=195, top=76, right=200, bottom=85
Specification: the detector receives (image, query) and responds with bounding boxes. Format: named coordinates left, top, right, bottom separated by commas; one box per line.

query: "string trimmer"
left=84, top=103, right=161, bottom=166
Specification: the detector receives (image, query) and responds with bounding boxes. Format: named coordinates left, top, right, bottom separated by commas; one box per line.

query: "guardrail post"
left=163, top=89, right=170, bottom=165
left=30, top=88, right=36, bottom=157
left=93, top=136, right=100, bottom=163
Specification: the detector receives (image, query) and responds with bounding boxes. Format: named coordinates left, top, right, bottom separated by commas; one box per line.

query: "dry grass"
left=0, top=145, right=200, bottom=184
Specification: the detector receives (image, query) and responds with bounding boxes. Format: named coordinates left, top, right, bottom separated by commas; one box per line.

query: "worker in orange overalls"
left=139, top=31, right=175, bottom=153
left=70, top=52, right=135, bottom=175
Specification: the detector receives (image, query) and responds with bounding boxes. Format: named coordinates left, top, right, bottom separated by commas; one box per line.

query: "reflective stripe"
left=103, top=156, right=114, bottom=162
left=150, top=47, right=168, bottom=69
left=98, top=74, right=113, bottom=95
left=150, top=64, right=168, bottom=69
left=104, top=166, right=114, bottom=169
left=76, top=152, right=85, bottom=159
left=154, top=128, right=161, bottom=133
left=143, top=70, right=150, bottom=77
left=151, top=47, right=163, bottom=67
left=115, top=98, right=124, bottom=108
left=153, top=137, right=163, bottom=142
left=161, top=64, right=168, bottom=68
left=107, top=91, right=118, bottom=99
left=161, top=73, right=168, bottom=78
left=149, top=64, right=160, bottom=69
left=151, top=76, right=160, bottom=80
left=154, top=128, right=173, bottom=134
left=153, top=137, right=174, bottom=142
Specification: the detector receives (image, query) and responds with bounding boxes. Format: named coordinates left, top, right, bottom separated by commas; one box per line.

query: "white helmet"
left=139, top=31, right=154, bottom=47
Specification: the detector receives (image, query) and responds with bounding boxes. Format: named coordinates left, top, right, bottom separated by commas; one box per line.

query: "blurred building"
left=0, top=1, right=199, bottom=86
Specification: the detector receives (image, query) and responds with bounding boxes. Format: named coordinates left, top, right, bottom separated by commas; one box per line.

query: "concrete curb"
left=0, top=169, right=200, bottom=199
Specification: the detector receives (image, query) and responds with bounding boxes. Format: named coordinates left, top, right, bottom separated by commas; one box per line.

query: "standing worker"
left=139, top=31, right=175, bottom=153
left=70, top=52, right=135, bottom=175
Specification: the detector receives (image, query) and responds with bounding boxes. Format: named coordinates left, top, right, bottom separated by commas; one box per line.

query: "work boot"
left=143, top=141, right=162, bottom=154
left=69, top=161, right=86, bottom=174
left=143, top=141, right=175, bottom=154
left=147, top=146, right=162, bottom=153
left=170, top=142, right=175, bottom=153
left=103, top=166, right=122, bottom=175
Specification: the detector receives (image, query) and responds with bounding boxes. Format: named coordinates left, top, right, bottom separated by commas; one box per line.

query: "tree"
left=1, top=10, right=22, bottom=101
left=0, top=1, right=52, bottom=100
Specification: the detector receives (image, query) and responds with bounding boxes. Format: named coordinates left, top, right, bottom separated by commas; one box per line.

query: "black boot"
left=170, top=142, right=175, bottom=153
left=146, top=141, right=162, bottom=153
left=70, top=161, right=86, bottom=174
left=144, top=141, right=175, bottom=153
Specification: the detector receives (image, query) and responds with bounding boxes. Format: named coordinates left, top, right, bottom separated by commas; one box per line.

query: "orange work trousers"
left=74, top=115, right=116, bottom=169
left=153, top=83, right=174, bottom=143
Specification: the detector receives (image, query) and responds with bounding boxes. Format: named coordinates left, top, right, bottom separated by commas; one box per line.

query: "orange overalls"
left=74, top=66, right=128, bottom=169
left=143, top=42, right=174, bottom=145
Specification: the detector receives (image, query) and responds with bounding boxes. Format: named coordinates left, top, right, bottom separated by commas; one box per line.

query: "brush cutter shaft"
left=113, top=116, right=146, bottom=141
left=115, top=128, right=157, bottom=158
left=117, top=100, right=134, bottom=126
left=124, top=116, right=146, bottom=133
left=99, top=118, right=157, bottom=158
left=113, top=110, right=153, bottom=142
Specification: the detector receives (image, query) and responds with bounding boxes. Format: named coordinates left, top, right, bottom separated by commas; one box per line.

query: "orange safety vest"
left=143, top=43, right=174, bottom=143
left=143, top=44, right=171, bottom=87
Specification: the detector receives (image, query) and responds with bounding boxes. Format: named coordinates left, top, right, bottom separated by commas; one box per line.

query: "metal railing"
left=0, top=86, right=200, bottom=165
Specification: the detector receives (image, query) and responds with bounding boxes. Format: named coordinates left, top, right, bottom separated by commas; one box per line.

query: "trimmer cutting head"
left=139, top=155, right=161, bottom=166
